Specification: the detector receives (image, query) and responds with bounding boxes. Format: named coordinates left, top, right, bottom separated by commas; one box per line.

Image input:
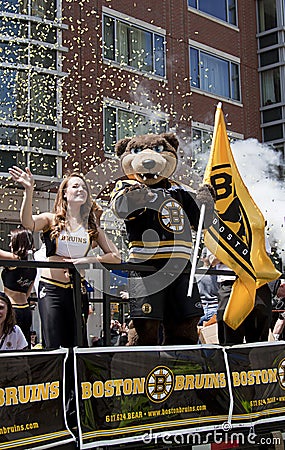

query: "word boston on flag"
left=203, top=102, right=281, bottom=330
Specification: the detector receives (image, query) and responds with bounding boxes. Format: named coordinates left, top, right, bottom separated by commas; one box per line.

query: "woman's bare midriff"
left=4, top=288, right=29, bottom=305
left=41, top=255, right=72, bottom=284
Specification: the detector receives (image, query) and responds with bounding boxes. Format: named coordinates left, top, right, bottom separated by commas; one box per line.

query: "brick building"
left=0, top=0, right=284, bottom=243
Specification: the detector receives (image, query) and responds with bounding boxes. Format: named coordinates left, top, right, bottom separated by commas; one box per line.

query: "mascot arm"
left=110, top=181, right=156, bottom=221
left=196, top=184, right=216, bottom=229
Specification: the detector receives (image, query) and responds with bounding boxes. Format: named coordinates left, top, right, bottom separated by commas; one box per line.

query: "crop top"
left=1, top=266, right=37, bottom=294
left=43, top=226, right=92, bottom=258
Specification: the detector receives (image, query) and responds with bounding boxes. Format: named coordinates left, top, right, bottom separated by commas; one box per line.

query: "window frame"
left=0, top=0, right=68, bottom=181
left=103, top=98, right=169, bottom=156
left=102, top=7, right=166, bottom=79
left=188, top=0, right=238, bottom=27
left=189, top=42, right=241, bottom=102
left=192, top=121, right=244, bottom=175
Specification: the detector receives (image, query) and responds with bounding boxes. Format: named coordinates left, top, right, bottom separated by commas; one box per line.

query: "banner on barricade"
left=226, top=342, right=285, bottom=425
left=74, top=346, right=230, bottom=448
left=0, top=348, right=75, bottom=450
left=75, top=343, right=285, bottom=448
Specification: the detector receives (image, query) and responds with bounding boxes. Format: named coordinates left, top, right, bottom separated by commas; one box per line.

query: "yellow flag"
left=203, top=103, right=281, bottom=330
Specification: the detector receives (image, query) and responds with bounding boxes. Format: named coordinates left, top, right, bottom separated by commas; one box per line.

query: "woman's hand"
left=8, top=166, right=34, bottom=191
left=277, top=283, right=285, bottom=299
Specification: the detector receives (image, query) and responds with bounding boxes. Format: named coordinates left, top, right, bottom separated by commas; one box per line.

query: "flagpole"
left=187, top=203, right=205, bottom=297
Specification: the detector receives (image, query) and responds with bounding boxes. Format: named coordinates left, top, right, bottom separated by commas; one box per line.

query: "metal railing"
left=0, top=259, right=283, bottom=347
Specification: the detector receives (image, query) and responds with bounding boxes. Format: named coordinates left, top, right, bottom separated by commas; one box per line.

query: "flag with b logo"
left=203, top=103, right=281, bottom=330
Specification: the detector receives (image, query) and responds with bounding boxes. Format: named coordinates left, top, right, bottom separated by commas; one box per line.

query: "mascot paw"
left=196, top=184, right=216, bottom=203
left=124, top=184, right=157, bottom=205
left=196, top=184, right=215, bottom=228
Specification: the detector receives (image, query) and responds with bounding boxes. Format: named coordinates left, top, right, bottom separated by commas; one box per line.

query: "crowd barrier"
left=1, top=342, right=285, bottom=449
left=0, top=260, right=284, bottom=449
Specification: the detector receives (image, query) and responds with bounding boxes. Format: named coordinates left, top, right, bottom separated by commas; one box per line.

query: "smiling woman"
left=8, top=166, right=121, bottom=349
left=0, top=292, right=27, bottom=350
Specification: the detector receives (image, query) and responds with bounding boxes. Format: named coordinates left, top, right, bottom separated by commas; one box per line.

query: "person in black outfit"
left=0, top=228, right=36, bottom=348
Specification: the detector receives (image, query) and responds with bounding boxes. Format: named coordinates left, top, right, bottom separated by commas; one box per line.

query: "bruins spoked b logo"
left=277, top=358, right=285, bottom=389
left=145, top=366, right=174, bottom=403
left=159, top=199, right=184, bottom=233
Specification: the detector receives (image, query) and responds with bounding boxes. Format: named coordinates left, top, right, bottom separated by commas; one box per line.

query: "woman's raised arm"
left=9, top=166, right=51, bottom=232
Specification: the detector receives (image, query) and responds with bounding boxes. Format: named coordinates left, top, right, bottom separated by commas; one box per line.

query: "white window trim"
left=190, top=87, right=243, bottom=107
left=189, top=39, right=240, bottom=64
left=102, top=6, right=166, bottom=35
left=0, top=145, right=68, bottom=157
left=0, top=12, right=68, bottom=29
left=2, top=119, right=69, bottom=134
left=103, top=97, right=169, bottom=122
left=0, top=35, right=68, bottom=52
left=0, top=62, right=67, bottom=78
left=103, top=58, right=167, bottom=83
left=192, top=121, right=244, bottom=140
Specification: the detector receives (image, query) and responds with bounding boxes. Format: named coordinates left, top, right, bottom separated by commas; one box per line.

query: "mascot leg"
left=128, top=319, right=161, bottom=346
left=164, top=316, right=200, bottom=345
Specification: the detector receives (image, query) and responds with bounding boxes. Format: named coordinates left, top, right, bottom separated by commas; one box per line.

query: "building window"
left=104, top=103, right=168, bottom=154
left=259, top=48, right=279, bottom=67
left=0, top=69, right=28, bottom=122
left=262, top=107, right=282, bottom=123
left=3, top=0, right=28, bottom=15
left=0, top=0, right=66, bottom=179
left=192, top=127, right=213, bottom=174
left=0, top=149, right=26, bottom=172
left=263, top=124, right=283, bottom=141
left=103, top=14, right=166, bottom=77
left=257, top=0, right=277, bottom=32
left=188, top=0, right=237, bottom=26
left=3, top=0, right=56, bottom=18
left=261, top=67, right=281, bottom=106
left=192, top=124, right=243, bottom=174
left=259, top=32, right=278, bottom=49
left=190, top=47, right=240, bottom=101
left=0, top=222, right=20, bottom=249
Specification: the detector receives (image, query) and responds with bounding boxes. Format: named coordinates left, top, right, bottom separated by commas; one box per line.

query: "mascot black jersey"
left=111, top=178, right=200, bottom=264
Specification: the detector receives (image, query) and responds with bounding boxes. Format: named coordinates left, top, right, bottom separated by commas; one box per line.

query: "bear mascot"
left=110, top=132, right=214, bottom=346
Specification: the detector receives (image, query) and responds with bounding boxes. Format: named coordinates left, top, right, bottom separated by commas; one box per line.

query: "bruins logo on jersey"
left=158, top=199, right=184, bottom=233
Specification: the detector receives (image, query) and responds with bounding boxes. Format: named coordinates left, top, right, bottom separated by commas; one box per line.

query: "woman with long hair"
left=9, top=166, right=121, bottom=349
left=0, top=292, right=28, bottom=350
left=0, top=228, right=36, bottom=348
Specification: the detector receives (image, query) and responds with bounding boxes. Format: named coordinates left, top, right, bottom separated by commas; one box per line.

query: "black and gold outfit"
left=38, top=227, right=91, bottom=348
left=1, top=266, right=36, bottom=346
left=111, top=179, right=203, bottom=327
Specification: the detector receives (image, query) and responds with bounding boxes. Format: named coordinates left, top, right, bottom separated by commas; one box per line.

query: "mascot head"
left=115, top=132, right=178, bottom=185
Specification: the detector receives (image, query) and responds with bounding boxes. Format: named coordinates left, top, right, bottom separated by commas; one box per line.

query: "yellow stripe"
left=82, top=407, right=285, bottom=441
left=0, top=430, right=72, bottom=449
left=130, top=240, right=193, bottom=248
left=209, top=227, right=255, bottom=276
left=40, top=277, right=72, bottom=289
left=12, top=303, right=30, bottom=309
left=82, top=414, right=228, bottom=439
left=128, top=252, right=190, bottom=260
left=232, top=406, right=285, bottom=420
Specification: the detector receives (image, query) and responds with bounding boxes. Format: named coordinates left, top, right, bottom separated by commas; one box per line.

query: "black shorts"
left=129, top=271, right=202, bottom=321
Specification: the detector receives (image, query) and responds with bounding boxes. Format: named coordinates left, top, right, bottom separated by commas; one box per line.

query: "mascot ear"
left=115, top=137, right=132, bottom=157
left=160, top=132, right=179, bottom=151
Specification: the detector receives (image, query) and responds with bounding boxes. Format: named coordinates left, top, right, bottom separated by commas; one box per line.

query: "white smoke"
left=231, top=138, right=284, bottom=268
